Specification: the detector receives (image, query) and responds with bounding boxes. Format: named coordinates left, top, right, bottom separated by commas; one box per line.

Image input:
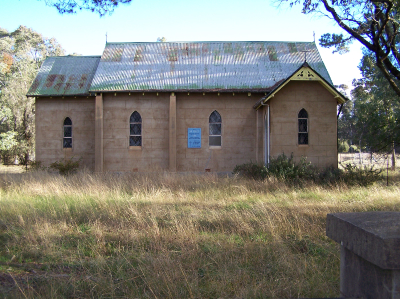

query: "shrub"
left=338, top=140, right=350, bottom=153
left=234, top=154, right=382, bottom=187
left=317, top=166, right=344, bottom=185
left=349, top=145, right=358, bottom=153
left=28, top=160, right=45, bottom=171
left=50, top=157, right=81, bottom=175
left=233, top=153, right=317, bottom=184
left=232, top=162, right=267, bottom=180
left=266, top=153, right=317, bottom=183
left=341, top=163, right=382, bottom=187
left=316, top=164, right=381, bottom=187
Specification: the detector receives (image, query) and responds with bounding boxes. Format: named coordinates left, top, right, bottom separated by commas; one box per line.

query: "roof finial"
left=106, top=32, right=108, bottom=44
left=313, top=31, right=315, bottom=43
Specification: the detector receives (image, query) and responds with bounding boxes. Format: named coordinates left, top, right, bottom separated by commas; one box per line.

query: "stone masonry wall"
left=102, top=93, right=169, bottom=172
left=102, top=92, right=259, bottom=172
left=35, top=97, right=95, bottom=170
left=176, top=93, right=259, bottom=172
left=267, top=80, right=338, bottom=168
left=35, top=83, right=338, bottom=172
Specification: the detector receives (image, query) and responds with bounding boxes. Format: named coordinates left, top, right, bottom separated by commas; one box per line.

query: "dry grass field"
left=0, top=168, right=399, bottom=298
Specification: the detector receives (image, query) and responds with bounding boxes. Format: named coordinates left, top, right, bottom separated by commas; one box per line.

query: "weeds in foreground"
left=233, top=153, right=383, bottom=187
left=49, top=157, right=81, bottom=176
left=0, top=170, right=398, bottom=298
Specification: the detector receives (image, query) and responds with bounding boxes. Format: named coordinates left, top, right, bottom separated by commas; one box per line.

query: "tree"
left=276, top=1, right=400, bottom=99
left=338, top=50, right=400, bottom=167
left=353, top=50, right=400, bottom=168
left=0, top=26, right=64, bottom=164
left=41, top=0, right=132, bottom=16
left=338, top=96, right=356, bottom=144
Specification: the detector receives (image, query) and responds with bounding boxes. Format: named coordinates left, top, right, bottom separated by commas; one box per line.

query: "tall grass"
left=0, top=170, right=399, bottom=298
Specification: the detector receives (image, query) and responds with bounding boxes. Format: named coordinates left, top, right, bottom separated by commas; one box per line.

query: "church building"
left=27, top=41, right=347, bottom=172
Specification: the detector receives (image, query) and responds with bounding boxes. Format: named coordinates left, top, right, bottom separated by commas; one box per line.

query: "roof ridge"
left=46, top=55, right=102, bottom=59
left=105, top=41, right=315, bottom=45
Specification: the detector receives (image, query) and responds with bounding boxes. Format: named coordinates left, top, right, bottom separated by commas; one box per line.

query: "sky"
left=1, top=0, right=363, bottom=92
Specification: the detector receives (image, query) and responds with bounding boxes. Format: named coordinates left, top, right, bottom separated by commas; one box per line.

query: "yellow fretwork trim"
left=291, top=67, right=318, bottom=81
left=256, top=66, right=347, bottom=110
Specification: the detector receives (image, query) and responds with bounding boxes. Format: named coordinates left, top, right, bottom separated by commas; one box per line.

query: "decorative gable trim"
left=253, top=63, right=348, bottom=110
left=292, top=67, right=318, bottom=81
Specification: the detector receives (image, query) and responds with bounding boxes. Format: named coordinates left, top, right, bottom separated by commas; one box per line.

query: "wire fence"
left=338, top=152, right=398, bottom=170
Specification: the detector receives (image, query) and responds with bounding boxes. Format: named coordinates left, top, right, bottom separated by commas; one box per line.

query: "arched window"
left=63, top=117, right=72, bottom=148
left=209, top=110, right=222, bottom=146
left=130, top=111, right=142, bottom=146
left=298, top=109, right=308, bottom=145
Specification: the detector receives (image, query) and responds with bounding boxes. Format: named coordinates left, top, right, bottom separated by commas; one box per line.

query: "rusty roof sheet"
left=90, top=41, right=332, bottom=92
left=27, top=56, right=101, bottom=96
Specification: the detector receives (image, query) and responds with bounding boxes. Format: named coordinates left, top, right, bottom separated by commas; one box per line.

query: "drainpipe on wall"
left=266, top=105, right=270, bottom=166
left=169, top=92, right=177, bottom=172
left=260, top=100, right=270, bottom=167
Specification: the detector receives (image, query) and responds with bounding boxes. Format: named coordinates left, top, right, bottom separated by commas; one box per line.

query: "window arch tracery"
left=130, top=111, right=142, bottom=146
left=298, top=109, right=308, bottom=145
left=63, top=117, right=72, bottom=148
left=209, top=110, right=222, bottom=146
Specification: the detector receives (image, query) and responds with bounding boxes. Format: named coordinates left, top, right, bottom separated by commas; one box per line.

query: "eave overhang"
left=253, top=62, right=349, bottom=110
left=87, top=88, right=275, bottom=94
left=27, top=93, right=94, bottom=98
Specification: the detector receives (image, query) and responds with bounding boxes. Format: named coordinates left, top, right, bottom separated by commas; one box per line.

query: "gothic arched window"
left=63, top=117, right=72, bottom=148
left=209, top=110, right=222, bottom=146
left=130, top=111, right=142, bottom=146
left=298, top=109, right=308, bottom=145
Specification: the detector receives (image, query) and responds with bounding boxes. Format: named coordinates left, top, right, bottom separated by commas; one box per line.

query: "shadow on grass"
left=0, top=232, right=341, bottom=299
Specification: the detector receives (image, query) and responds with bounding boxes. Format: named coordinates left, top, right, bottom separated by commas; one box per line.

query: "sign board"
left=188, top=128, right=201, bottom=148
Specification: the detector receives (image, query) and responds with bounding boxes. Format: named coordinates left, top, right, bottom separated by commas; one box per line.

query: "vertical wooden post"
left=169, top=92, right=177, bottom=172
left=95, top=93, right=103, bottom=173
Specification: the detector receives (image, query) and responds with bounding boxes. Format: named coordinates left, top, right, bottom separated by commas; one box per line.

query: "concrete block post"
left=95, top=93, right=103, bottom=173
left=326, top=212, right=400, bottom=299
left=169, top=92, right=176, bottom=172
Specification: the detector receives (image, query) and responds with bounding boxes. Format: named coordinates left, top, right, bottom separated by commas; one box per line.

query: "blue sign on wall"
left=188, top=128, right=201, bottom=148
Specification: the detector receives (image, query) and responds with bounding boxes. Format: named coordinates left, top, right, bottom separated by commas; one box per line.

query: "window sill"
left=298, top=144, right=309, bottom=147
left=129, top=146, right=142, bottom=150
left=209, top=146, right=222, bottom=150
left=63, top=148, right=73, bottom=152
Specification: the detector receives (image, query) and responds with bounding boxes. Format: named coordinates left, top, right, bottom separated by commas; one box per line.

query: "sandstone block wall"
left=266, top=81, right=338, bottom=168
left=102, top=93, right=169, bottom=172
left=35, top=97, right=95, bottom=170
left=35, top=82, right=338, bottom=172
left=176, top=93, right=259, bottom=172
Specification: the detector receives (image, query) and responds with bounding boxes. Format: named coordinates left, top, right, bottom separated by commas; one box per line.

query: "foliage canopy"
left=41, top=0, right=132, bottom=16
left=277, top=0, right=400, bottom=99
left=0, top=25, right=64, bottom=164
left=338, top=49, right=400, bottom=153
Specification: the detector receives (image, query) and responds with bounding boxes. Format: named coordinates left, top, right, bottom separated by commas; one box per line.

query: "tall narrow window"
left=298, top=109, right=308, bottom=145
left=63, top=117, right=72, bottom=148
left=209, top=110, right=222, bottom=146
left=130, top=111, right=142, bottom=146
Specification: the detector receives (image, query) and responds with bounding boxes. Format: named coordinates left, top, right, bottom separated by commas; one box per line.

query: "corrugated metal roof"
left=89, top=41, right=332, bottom=92
left=27, top=56, right=101, bottom=96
